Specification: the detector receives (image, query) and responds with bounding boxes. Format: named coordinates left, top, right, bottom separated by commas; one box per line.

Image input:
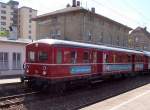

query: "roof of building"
left=33, top=6, right=132, bottom=30
left=130, top=27, right=150, bottom=37
left=19, top=6, right=37, bottom=11
left=0, top=37, right=32, bottom=44
left=29, top=39, right=143, bottom=54
left=7, top=0, right=19, bottom=5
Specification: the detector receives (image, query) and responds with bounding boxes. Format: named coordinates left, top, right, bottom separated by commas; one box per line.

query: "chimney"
left=77, top=1, right=80, bottom=7
left=144, top=27, right=147, bottom=31
left=66, top=4, right=70, bottom=8
left=72, top=0, right=76, bottom=7
left=91, top=7, right=95, bottom=13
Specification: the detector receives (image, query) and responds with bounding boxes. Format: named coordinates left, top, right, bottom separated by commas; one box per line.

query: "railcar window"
left=128, top=55, right=132, bottom=62
left=113, top=54, right=116, bottom=63
left=28, top=51, right=35, bottom=62
left=38, top=52, right=48, bottom=62
left=104, top=54, right=109, bottom=63
left=57, top=49, right=62, bottom=64
left=93, top=52, right=97, bottom=63
left=64, top=51, right=70, bottom=63
left=71, top=51, right=77, bottom=64
left=83, top=51, right=89, bottom=63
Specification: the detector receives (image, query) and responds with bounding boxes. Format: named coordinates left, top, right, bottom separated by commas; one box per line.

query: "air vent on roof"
left=77, top=1, right=80, bottom=7
left=66, top=4, right=71, bottom=8
left=72, top=0, right=76, bottom=7
left=91, top=7, right=95, bottom=13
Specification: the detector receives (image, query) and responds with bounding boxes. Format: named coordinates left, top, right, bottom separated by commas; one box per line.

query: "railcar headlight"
left=43, top=71, right=47, bottom=75
left=26, top=69, right=29, bottom=73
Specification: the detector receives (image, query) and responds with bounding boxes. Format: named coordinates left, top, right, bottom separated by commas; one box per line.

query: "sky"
left=1, top=0, right=150, bottom=31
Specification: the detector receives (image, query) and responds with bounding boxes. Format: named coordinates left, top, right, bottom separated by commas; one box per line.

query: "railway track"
left=0, top=91, right=40, bottom=108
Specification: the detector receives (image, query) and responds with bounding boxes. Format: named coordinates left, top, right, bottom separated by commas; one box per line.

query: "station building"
left=0, top=37, right=31, bottom=77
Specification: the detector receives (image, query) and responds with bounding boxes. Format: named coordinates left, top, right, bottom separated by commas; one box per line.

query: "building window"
left=12, top=53, right=21, bottom=70
left=1, top=28, right=6, bottom=31
left=0, top=52, right=9, bottom=70
left=116, top=36, right=119, bottom=46
left=1, top=16, right=6, bottom=20
left=51, top=16, right=58, bottom=24
left=29, top=30, right=31, bottom=34
left=29, top=9, right=32, bottom=13
left=100, top=32, right=104, bottom=42
left=28, top=36, right=31, bottom=39
left=87, top=31, right=92, bottom=41
left=1, top=4, right=6, bottom=8
left=102, top=21, right=105, bottom=25
left=1, top=10, right=6, bottom=14
left=1, top=22, right=6, bottom=26
left=10, top=17, right=13, bottom=21
left=29, top=19, right=32, bottom=23
left=51, top=29, right=61, bottom=38
left=29, top=15, right=32, bottom=18
left=11, top=12, right=14, bottom=15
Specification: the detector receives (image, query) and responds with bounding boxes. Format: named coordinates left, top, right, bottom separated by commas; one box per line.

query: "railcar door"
left=132, top=54, right=135, bottom=72
left=144, top=56, right=148, bottom=71
left=97, top=50, right=103, bottom=74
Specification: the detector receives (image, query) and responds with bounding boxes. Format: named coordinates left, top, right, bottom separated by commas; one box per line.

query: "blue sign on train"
left=70, top=66, right=91, bottom=74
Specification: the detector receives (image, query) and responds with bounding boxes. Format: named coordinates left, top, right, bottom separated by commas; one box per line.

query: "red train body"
left=23, top=39, right=150, bottom=87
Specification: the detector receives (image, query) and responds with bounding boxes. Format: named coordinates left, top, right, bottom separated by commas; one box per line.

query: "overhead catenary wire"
left=123, top=0, right=150, bottom=22
left=80, top=0, right=147, bottom=28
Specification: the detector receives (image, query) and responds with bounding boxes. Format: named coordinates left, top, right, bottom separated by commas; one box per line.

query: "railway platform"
left=80, top=83, right=150, bottom=110
left=0, top=78, right=21, bottom=85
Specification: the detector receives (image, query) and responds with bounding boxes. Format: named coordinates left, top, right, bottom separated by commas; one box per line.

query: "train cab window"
left=38, top=51, right=48, bottom=62
left=28, top=51, right=35, bottom=62
left=57, top=49, right=62, bottom=64
left=71, top=51, right=77, bottom=64
left=83, top=51, right=89, bottom=63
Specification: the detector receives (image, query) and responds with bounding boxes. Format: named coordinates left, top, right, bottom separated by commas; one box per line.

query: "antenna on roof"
left=86, top=1, right=88, bottom=9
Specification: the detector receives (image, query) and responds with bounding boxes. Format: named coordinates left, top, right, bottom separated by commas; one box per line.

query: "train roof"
left=143, top=51, right=150, bottom=56
left=30, top=39, right=143, bottom=54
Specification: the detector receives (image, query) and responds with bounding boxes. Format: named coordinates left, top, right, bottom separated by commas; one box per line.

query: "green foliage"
left=0, top=31, right=9, bottom=37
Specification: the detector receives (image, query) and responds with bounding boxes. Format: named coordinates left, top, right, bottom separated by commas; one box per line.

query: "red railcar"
left=23, top=39, right=149, bottom=88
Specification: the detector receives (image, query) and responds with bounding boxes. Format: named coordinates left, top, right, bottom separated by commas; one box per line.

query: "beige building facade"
left=0, top=0, right=37, bottom=40
left=34, top=3, right=131, bottom=48
left=129, top=27, right=150, bottom=51
left=18, top=7, right=37, bottom=40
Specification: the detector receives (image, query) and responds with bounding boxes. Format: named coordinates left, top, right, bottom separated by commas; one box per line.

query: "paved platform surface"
left=80, top=83, right=150, bottom=110
left=0, top=78, right=21, bottom=85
